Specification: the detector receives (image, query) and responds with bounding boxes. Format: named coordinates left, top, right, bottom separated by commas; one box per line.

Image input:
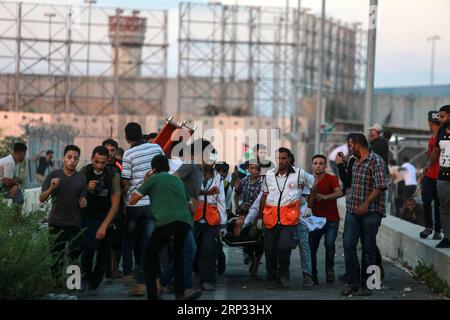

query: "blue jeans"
left=309, top=220, right=339, bottom=276
left=122, top=206, right=155, bottom=284
left=159, top=229, right=196, bottom=289
left=297, top=221, right=312, bottom=275
left=343, top=212, right=381, bottom=289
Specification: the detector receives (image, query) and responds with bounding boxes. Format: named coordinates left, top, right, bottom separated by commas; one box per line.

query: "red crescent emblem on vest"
left=288, top=182, right=296, bottom=189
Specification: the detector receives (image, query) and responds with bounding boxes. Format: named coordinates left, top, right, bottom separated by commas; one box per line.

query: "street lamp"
left=427, top=35, right=440, bottom=86
left=363, top=0, right=378, bottom=136
left=44, top=12, right=56, bottom=74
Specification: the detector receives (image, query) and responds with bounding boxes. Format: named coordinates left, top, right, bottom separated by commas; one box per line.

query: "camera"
left=93, top=177, right=106, bottom=194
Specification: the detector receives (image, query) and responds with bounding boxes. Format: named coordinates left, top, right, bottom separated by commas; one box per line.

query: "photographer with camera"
left=79, top=146, right=121, bottom=292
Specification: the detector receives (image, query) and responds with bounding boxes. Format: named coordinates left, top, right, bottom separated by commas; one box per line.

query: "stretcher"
left=153, top=117, right=195, bottom=158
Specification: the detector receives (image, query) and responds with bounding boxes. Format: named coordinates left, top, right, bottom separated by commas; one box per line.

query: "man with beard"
left=341, top=134, right=388, bottom=297
left=426, top=105, right=450, bottom=248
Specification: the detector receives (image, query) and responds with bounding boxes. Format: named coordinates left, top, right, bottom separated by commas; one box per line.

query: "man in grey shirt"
left=40, top=145, right=87, bottom=279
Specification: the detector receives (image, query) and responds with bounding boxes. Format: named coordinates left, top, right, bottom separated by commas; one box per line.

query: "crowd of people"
left=1, top=105, right=450, bottom=300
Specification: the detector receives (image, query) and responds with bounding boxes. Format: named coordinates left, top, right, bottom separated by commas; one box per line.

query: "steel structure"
left=177, top=2, right=367, bottom=119
left=0, top=1, right=168, bottom=115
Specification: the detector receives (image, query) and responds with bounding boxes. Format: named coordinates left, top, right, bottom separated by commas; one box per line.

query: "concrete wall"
left=0, top=111, right=295, bottom=165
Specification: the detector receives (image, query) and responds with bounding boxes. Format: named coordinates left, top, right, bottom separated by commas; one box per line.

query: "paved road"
left=78, top=233, right=444, bottom=300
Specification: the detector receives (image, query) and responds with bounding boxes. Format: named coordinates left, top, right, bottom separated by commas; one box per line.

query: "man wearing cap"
left=369, top=124, right=389, bottom=166
left=419, top=112, right=442, bottom=240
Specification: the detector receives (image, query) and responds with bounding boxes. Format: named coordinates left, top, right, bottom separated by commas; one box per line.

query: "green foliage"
left=0, top=135, right=26, bottom=158
left=0, top=197, right=68, bottom=300
left=414, top=260, right=450, bottom=299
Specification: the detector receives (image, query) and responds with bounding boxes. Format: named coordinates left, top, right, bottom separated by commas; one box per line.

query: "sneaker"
left=436, top=238, right=450, bottom=249
left=184, top=288, right=202, bottom=300
left=433, top=232, right=443, bottom=240
left=265, top=281, right=279, bottom=290
left=326, top=270, right=335, bottom=283
left=341, top=285, right=359, bottom=297
left=303, top=273, right=314, bottom=288
left=129, top=283, right=146, bottom=297
left=201, top=282, right=215, bottom=291
left=280, top=277, right=289, bottom=288
left=103, top=278, right=113, bottom=286
left=122, top=274, right=136, bottom=287
left=419, top=228, right=433, bottom=239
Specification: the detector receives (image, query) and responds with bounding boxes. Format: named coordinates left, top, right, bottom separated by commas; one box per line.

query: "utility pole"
left=363, top=0, right=378, bottom=136
left=314, top=0, right=325, bottom=154
left=427, top=35, right=440, bottom=86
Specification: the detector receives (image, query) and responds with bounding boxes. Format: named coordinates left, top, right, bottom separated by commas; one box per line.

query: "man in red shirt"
left=308, top=154, right=344, bottom=285
left=419, top=111, right=442, bottom=240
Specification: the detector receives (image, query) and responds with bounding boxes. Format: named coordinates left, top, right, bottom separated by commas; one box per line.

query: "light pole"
left=363, top=0, right=378, bottom=136
left=314, top=0, right=325, bottom=154
left=45, top=12, right=56, bottom=74
left=427, top=35, right=440, bottom=86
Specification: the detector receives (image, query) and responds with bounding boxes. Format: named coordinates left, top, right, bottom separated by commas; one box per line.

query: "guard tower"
left=109, top=10, right=147, bottom=77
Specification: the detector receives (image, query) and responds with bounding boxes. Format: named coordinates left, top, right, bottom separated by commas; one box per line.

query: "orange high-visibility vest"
left=194, top=172, right=225, bottom=226
left=263, top=167, right=311, bottom=229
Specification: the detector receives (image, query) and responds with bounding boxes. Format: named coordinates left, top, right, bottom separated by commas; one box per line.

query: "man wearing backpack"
left=79, top=146, right=121, bottom=292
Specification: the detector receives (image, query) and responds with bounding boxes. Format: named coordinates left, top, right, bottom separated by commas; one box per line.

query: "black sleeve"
left=435, top=127, right=444, bottom=148
left=337, top=157, right=355, bottom=193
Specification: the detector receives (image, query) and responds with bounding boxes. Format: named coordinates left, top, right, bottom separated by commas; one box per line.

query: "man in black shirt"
left=102, top=139, right=124, bottom=281
left=34, top=150, right=55, bottom=183
left=427, top=105, right=450, bottom=248
left=79, top=146, right=121, bottom=291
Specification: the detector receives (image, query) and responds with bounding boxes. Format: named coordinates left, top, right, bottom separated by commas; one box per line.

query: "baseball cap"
left=369, top=124, right=383, bottom=132
left=428, top=111, right=440, bottom=124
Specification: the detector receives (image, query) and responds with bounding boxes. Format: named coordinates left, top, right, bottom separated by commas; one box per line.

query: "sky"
left=5, top=0, right=450, bottom=88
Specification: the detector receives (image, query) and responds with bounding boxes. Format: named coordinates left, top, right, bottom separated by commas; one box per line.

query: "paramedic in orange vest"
left=193, top=146, right=227, bottom=292
left=259, top=147, right=315, bottom=290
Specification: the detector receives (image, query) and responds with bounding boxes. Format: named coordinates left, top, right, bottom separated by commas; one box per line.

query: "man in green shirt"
left=129, top=154, right=192, bottom=300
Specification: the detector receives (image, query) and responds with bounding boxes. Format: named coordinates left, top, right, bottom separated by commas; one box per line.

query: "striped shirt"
left=347, top=152, right=388, bottom=215
left=122, top=141, right=164, bottom=207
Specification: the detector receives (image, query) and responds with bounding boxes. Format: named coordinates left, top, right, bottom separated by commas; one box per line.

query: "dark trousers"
left=193, top=222, right=219, bottom=284
left=80, top=216, right=112, bottom=289
left=263, top=225, right=298, bottom=281
left=403, top=185, right=417, bottom=202
left=49, top=224, right=82, bottom=280
left=122, top=206, right=154, bottom=283
left=309, top=221, right=339, bottom=276
left=421, top=176, right=441, bottom=232
left=343, top=212, right=382, bottom=289
left=144, top=221, right=190, bottom=300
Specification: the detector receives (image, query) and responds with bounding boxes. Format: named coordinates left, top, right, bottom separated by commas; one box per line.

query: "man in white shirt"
left=400, top=157, right=417, bottom=204
left=0, top=142, right=27, bottom=205
left=121, top=122, right=164, bottom=296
